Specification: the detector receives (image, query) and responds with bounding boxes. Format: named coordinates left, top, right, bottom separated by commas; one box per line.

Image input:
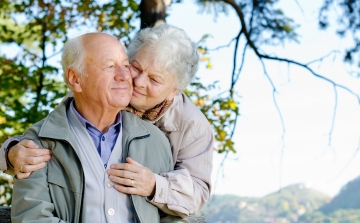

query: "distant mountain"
left=320, top=175, right=360, bottom=214
left=202, top=183, right=331, bottom=223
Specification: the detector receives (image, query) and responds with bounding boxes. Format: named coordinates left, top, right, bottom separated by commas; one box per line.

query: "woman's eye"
left=108, top=65, right=115, bottom=69
left=151, top=78, right=159, bottom=83
left=131, top=65, right=140, bottom=71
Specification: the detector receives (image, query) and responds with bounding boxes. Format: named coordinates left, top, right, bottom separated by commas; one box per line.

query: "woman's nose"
left=133, top=72, right=147, bottom=88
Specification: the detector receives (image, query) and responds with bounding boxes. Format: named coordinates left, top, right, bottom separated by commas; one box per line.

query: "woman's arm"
left=0, top=136, right=21, bottom=173
left=0, top=137, right=51, bottom=178
left=148, top=127, right=214, bottom=217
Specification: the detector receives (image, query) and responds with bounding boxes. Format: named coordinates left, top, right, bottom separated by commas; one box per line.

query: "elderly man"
left=10, top=33, right=173, bottom=223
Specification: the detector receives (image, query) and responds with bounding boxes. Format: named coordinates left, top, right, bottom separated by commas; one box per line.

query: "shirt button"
left=102, top=136, right=105, bottom=141
left=107, top=181, right=113, bottom=188
left=108, top=208, right=115, bottom=216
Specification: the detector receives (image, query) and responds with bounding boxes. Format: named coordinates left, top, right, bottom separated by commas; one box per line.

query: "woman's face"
left=129, top=47, right=178, bottom=112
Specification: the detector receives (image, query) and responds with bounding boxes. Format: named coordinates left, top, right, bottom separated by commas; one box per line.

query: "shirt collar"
left=70, top=99, right=122, bottom=133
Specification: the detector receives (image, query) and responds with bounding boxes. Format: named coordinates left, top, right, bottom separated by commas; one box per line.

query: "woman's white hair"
left=127, top=24, right=199, bottom=92
left=61, top=35, right=86, bottom=88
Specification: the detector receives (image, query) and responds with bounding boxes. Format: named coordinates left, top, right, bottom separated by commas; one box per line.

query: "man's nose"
left=114, top=66, right=131, bottom=81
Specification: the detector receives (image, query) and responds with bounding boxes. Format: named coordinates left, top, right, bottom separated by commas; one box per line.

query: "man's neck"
left=73, top=98, right=121, bottom=133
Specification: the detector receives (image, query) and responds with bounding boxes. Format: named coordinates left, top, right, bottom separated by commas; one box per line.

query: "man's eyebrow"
left=121, top=57, right=130, bottom=64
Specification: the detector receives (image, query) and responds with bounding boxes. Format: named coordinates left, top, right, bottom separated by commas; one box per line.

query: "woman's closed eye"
left=131, top=64, right=140, bottom=71
left=150, top=78, right=159, bottom=83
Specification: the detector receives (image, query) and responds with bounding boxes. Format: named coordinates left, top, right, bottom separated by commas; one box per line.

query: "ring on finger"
left=20, top=165, right=24, bottom=173
left=130, top=179, right=135, bottom=187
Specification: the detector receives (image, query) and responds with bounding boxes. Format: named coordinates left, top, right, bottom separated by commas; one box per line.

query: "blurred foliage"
left=0, top=172, right=12, bottom=206
left=184, top=78, right=240, bottom=154
left=319, top=0, right=360, bottom=75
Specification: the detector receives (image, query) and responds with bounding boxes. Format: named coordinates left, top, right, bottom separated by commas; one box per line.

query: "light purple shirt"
left=70, top=100, right=121, bottom=168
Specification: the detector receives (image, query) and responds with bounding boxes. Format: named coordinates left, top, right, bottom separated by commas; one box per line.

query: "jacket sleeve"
left=11, top=129, right=68, bottom=223
left=148, top=125, right=214, bottom=217
left=0, top=136, right=22, bottom=174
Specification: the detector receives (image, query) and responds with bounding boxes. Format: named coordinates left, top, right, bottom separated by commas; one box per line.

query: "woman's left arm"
left=148, top=126, right=214, bottom=217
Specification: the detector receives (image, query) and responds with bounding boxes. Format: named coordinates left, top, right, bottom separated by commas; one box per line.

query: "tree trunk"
left=139, top=0, right=171, bottom=29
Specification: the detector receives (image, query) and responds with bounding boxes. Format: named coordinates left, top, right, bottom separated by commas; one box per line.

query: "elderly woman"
left=1, top=24, right=213, bottom=218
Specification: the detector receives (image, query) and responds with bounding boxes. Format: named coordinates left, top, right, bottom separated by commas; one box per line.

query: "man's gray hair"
left=127, top=24, right=199, bottom=92
left=61, top=35, right=86, bottom=88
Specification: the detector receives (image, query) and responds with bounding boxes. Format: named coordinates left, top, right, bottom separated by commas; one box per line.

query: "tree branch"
left=206, top=38, right=237, bottom=51
left=328, top=86, right=338, bottom=146
left=230, top=30, right=243, bottom=90
left=222, top=0, right=360, bottom=103
left=233, top=43, right=248, bottom=84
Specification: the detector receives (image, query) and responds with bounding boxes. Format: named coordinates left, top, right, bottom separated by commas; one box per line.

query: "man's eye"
left=108, top=65, right=115, bottom=68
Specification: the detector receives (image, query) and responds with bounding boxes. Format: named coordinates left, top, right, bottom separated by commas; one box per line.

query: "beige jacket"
left=149, top=92, right=214, bottom=217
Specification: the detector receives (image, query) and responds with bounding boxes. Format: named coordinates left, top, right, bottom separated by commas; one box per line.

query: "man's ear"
left=66, top=68, right=82, bottom=92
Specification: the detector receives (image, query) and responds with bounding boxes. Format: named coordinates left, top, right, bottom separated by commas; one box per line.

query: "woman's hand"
left=8, top=140, right=52, bottom=179
left=107, top=157, right=156, bottom=197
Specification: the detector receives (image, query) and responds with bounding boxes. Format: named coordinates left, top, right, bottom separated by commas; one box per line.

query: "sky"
left=166, top=0, right=360, bottom=197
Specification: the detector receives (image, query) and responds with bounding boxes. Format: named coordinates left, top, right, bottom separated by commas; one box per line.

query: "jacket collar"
left=121, top=111, right=150, bottom=141
left=38, top=97, right=76, bottom=144
left=38, top=96, right=150, bottom=144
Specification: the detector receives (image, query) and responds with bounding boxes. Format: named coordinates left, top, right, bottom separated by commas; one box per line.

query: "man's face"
left=78, top=34, right=132, bottom=111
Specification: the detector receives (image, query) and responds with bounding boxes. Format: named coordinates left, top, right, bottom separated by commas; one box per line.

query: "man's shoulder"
left=122, top=111, right=165, bottom=137
left=24, top=119, right=47, bottom=136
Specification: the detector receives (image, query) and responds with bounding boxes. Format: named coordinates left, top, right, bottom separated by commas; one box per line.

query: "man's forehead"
left=82, top=33, right=124, bottom=49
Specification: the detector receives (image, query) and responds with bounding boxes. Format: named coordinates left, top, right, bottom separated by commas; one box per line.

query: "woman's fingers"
left=107, top=162, right=156, bottom=197
left=8, top=139, right=51, bottom=178
left=107, top=168, right=137, bottom=180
